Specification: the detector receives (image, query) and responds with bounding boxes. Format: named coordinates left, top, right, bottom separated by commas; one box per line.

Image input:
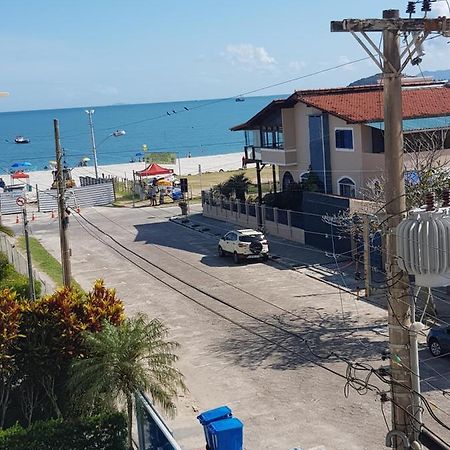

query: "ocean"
left=0, top=95, right=282, bottom=173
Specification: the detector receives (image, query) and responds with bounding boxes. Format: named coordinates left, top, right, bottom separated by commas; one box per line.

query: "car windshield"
left=239, top=234, right=264, bottom=242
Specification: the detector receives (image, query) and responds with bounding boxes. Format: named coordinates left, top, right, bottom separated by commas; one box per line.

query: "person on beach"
left=149, top=184, right=158, bottom=206
left=159, top=187, right=165, bottom=205
left=242, top=156, right=247, bottom=169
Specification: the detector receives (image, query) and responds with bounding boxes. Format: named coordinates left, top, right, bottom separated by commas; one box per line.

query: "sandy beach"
left=10, top=153, right=243, bottom=191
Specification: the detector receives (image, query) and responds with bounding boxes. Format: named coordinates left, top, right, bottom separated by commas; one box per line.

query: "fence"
left=202, top=192, right=384, bottom=275
left=135, top=391, right=182, bottom=450
left=0, top=191, right=26, bottom=215
left=202, top=195, right=306, bottom=244
left=0, top=235, right=54, bottom=295
left=38, top=181, right=115, bottom=213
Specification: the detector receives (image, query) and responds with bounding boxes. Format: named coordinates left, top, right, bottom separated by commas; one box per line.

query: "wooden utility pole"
left=53, top=119, right=72, bottom=288
left=331, top=10, right=450, bottom=449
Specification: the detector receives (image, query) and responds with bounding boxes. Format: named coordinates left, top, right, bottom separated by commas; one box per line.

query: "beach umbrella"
left=11, top=161, right=31, bottom=168
left=135, top=152, right=144, bottom=157
left=49, top=160, right=57, bottom=165
left=82, top=157, right=91, bottom=162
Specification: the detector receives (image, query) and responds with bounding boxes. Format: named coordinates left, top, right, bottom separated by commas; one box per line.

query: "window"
left=338, top=177, right=356, bottom=198
left=282, top=171, right=294, bottom=191
left=299, top=172, right=310, bottom=183
left=335, top=128, right=354, bottom=151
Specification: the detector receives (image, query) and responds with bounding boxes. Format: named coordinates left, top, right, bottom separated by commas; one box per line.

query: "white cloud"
left=288, top=60, right=306, bottom=73
left=431, top=2, right=449, bottom=16
left=224, top=43, right=277, bottom=71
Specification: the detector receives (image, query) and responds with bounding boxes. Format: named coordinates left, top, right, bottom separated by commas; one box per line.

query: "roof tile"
left=298, top=85, right=450, bottom=123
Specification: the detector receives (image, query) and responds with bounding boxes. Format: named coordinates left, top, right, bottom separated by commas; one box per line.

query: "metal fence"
left=135, top=391, right=182, bottom=450
left=0, top=191, right=26, bottom=215
left=38, top=181, right=115, bottom=213
left=0, top=235, right=54, bottom=295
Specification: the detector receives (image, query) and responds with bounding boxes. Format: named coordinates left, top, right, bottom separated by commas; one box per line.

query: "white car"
left=218, top=229, right=269, bottom=263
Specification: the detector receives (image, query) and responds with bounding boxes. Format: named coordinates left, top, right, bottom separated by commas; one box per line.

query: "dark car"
left=427, top=326, right=450, bottom=357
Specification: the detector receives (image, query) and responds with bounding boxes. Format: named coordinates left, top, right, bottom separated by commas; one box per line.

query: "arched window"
left=299, top=172, right=309, bottom=183
left=282, top=171, right=294, bottom=191
left=338, top=177, right=356, bottom=198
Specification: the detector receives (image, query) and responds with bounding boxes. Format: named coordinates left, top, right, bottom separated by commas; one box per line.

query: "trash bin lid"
left=197, top=406, right=232, bottom=425
left=207, top=417, right=243, bottom=433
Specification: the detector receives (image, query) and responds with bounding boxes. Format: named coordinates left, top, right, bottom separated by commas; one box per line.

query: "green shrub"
left=0, top=252, right=41, bottom=300
left=0, top=412, right=127, bottom=450
left=0, top=271, right=41, bottom=300
left=0, top=253, right=9, bottom=280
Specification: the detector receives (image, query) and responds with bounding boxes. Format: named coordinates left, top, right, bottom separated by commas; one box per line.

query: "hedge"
left=0, top=412, right=127, bottom=450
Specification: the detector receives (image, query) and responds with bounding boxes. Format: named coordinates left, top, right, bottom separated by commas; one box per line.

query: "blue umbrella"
left=11, top=161, right=31, bottom=168
left=135, top=152, right=144, bottom=157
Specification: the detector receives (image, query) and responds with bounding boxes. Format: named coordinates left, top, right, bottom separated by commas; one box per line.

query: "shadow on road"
left=209, top=309, right=388, bottom=371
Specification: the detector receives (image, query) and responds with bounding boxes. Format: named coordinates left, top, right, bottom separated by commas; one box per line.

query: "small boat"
left=235, top=97, right=245, bottom=102
left=14, top=136, right=30, bottom=144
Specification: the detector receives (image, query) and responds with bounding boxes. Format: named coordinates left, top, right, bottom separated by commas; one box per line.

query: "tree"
left=363, top=128, right=450, bottom=210
left=69, top=314, right=186, bottom=450
left=211, top=173, right=252, bottom=201
left=226, top=173, right=251, bottom=201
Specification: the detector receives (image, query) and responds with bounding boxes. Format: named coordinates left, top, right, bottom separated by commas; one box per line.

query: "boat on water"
left=14, top=136, right=30, bottom=144
left=235, top=97, right=245, bottom=102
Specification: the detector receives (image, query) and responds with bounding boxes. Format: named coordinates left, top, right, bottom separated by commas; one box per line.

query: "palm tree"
left=69, top=314, right=186, bottom=450
left=225, top=173, right=251, bottom=201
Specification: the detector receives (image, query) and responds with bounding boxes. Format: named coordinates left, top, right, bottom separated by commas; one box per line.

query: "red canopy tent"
left=11, top=171, right=29, bottom=179
left=138, top=163, right=173, bottom=177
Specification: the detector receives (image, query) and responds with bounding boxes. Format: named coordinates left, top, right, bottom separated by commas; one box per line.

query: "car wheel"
left=233, top=252, right=240, bottom=264
left=218, top=246, right=225, bottom=257
left=429, top=339, right=442, bottom=357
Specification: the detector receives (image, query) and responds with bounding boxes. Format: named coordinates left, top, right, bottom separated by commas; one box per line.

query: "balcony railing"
left=261, top=147, right=297, bottom=166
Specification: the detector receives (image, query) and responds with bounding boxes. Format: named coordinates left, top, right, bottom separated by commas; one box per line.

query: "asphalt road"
left=7, top=204, right=450, bottom=450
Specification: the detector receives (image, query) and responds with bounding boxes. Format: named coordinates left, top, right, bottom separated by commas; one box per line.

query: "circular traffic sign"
left=16, top=196, right=26, bottom=206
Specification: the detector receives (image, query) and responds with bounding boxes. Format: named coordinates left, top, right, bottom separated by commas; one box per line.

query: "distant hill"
left=349, top=69, right=449, bottom=87
left=348, top=74, right=381, bottom=86
left=419, top=69, right=450, bottom=81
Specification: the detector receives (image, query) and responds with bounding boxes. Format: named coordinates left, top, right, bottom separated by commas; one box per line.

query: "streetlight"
left=85, top=109, right=125, bottom=178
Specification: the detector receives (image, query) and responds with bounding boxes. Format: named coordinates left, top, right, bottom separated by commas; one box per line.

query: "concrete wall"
left=202, top=199, right=305, bottom=244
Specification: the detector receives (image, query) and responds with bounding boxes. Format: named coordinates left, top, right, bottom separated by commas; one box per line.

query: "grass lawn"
left=17, top=236, right=83, bottom=291
left=187, top=167, right=277, bottom=196
left=114, top=166, right=279, bottom=205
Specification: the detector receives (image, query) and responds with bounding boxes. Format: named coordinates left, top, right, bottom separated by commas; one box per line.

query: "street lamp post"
left=85, top=109, right=126, bottom=179
left=85, top=109, right=99, bottom=179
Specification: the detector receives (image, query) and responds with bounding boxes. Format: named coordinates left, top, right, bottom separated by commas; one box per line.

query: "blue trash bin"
left=207, top=417, right=243, bottom=450
left=197, top=406, right=232, bottom=449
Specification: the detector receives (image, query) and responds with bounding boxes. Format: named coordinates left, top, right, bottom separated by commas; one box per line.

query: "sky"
left=1, top=0, right=449, bottom=112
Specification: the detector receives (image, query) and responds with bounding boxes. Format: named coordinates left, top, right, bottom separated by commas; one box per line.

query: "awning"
left=367, top=116, right=450, bottom=132
left=138, top=163, right=173, bottom=177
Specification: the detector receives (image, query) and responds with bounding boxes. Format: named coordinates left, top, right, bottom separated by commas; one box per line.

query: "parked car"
left=218, top=229, right=269, bottom=264
left=427, top=326, right=450, bottom=357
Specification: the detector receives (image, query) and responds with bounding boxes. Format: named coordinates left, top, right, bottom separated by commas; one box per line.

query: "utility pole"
left=256, top=161, right=264, bottom=229
left=331, top=10, right=450, bottom=449
left=85, top=109, right=99, bottom=179
left=54, top=119, right=72, bottom=288
left=22, top=205, right=35, bottom=301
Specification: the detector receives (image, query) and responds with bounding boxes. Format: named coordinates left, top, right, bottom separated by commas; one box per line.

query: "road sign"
left=16, top=196, right=26, bottom=206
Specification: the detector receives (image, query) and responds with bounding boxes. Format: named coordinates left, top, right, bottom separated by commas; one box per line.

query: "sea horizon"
left=0, top=94, right=284, bottom=174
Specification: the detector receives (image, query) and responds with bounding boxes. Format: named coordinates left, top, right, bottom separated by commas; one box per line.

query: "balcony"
left=261, top=147, right=297, bottom=166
